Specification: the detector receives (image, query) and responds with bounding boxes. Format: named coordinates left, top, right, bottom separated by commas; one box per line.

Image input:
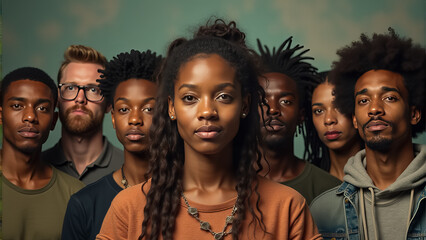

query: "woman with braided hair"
left=97, top=21, right=321, bottom=240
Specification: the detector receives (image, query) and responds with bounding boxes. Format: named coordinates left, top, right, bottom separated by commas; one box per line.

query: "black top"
left=61, top=172, right=122, bottom=240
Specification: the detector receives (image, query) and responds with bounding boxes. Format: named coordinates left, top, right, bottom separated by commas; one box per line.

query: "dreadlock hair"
left=57, top=45, right=107, bottom=84
left=97, top=49, right=163, bottom=107
left=1, top=67, right=58, bottom=106
left=256, top=37, right=320, bottom=161
left=140, top=36, right=267, bottom=240
left=330, top=28, right=426, bottom=138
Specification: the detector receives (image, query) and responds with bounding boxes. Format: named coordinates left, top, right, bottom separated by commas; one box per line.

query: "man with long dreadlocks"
left=61, top=49, right=163, bottom=240
left=256, top=37, right=341, bottom=204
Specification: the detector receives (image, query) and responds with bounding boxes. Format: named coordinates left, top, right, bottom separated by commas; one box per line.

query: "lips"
left=195, top=125, right=222, bottom=139
left=125, top=129, right=145, bottom=141
left=18, top=127, right=40, bottom=138
left=265, top=119, right=285, bottom=131
left=324, top=131, right=342, bottom=140
left=366, top=120, right=389, bottom=132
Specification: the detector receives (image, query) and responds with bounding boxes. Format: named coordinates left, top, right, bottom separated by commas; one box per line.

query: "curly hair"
left=256, top=37, right=320, bottom=160
left=97, top=49, right=163, bottom=106
left=139, top=36, right=267, bottom=240
left=1, top=67, right=58, bottom=106
left=57, top=45, right=107, bottom=84
left=330, top=28, right=426, bottom=137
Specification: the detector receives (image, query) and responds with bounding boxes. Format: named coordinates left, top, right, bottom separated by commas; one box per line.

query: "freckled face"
left=0, top=80, right=57, bottom=154
left=311, top=82, right=359, bottom=151
left=111, top=79, right=157, bottom=154
left=169, top=54, right=247, bottom=155
left=353, top=69, right=417, bottom=150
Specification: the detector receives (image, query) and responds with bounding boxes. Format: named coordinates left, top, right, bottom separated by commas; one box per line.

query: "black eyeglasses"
left=58, top=83, right=103, bottom=102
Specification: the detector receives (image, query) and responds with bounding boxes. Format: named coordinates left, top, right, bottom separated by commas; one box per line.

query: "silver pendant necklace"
left=181, top=192, right=237, bottom=240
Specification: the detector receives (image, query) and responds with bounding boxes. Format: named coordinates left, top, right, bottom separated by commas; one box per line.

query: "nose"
left=197, top=98, right=218, bottom=120
left=23, top=107, right=37, bottom=123
left=368, top=99, right=384, bottom=117
left=324, top=108, right=337, bottom=126
left=266, top=99, right=280, bottom=116
left=75, top=88, right=87, bottom=104
left=129, top=109, right=143, bottom=126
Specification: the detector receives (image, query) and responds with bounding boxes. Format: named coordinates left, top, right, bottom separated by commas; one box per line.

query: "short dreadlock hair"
left=330, top=28, right=426, bottom=137
left=256, top=37, right=320, bottom=160
left=97, top=49, right=163, bottom=107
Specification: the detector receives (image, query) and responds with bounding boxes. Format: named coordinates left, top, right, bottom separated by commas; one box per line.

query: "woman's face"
left=168, top=54, right=248, bottom=156
left=311, top=81, right=359, bottom=151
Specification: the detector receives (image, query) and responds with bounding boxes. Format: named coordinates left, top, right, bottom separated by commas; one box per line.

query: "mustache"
left=65, top=105, right=93, bottom=117
left=263, top=117, right=285, bottom=127
left=362, top=116, right=392, bottom=130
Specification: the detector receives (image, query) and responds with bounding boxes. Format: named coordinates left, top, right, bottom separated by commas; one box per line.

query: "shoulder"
left=310, top=185, right=342, bottom=211
left=71, top=174, right=114, bottom=201
left=256, top=176, right=306, bottom=205
left=306, top=163, right=342, bottom=184
left=54, top=167, right=85, bottom=190
left=109, top=179, right=150, bottom=211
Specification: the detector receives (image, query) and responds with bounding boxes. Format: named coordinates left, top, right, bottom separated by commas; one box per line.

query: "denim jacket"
left=310, top=182, right=426, bottom=240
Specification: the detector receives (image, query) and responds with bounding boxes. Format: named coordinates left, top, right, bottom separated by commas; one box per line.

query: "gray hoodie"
left=343, top=144, right=426, bottom=240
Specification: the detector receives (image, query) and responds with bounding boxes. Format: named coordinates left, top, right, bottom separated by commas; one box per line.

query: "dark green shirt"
left=281, top=162, right=342, bottom=205
left=42, top=137, right=124, bottom=185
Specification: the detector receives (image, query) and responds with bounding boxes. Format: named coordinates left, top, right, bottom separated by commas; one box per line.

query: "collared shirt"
left=42, top=137, right=124, bottom=184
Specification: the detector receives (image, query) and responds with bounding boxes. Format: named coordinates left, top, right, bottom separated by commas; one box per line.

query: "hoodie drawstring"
left=359, top=187, right=379, bottom=240
left=360, top=188, right=415, bottom=240
left=406, top=189, right=414, bottom=235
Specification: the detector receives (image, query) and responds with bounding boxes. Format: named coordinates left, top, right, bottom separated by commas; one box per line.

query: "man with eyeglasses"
left=42, top=45, right=124, bottom=184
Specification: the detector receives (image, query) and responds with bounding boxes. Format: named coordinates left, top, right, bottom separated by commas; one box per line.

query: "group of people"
left=1, top=18, right=424, bottom=240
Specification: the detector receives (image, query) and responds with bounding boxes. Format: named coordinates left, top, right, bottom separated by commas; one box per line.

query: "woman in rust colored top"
left=97, top=20, right=322, bottom=240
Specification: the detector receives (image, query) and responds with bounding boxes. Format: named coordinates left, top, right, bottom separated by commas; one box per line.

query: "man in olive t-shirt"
left=0, top=67, right=84, bottom=239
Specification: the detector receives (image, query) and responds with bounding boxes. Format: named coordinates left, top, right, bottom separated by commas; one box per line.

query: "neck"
left=1, top=141, right=52, bottom=189
left=116, top=150, right=150, bottom=188
left=61, top=128, right=104, bottom=175
left=329, top=143, right=362, bottom=181
left=258, top=142, right=305, bottom=182
left=365, top=140, right=414, bottom=190
left=182, top=143, right=237, bottom=204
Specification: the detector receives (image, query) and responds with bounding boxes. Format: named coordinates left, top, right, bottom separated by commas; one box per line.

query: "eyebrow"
left=355, top=87, right=401, bottom=97
left=311, top=103, right=324, bottom=107
left=278, top=92, right=296, bottom=98
left=7, top=97, right=53, bottom=105
left=114, top=97, right=156, bottom=104
left=178, top=83, right=236, bottom=91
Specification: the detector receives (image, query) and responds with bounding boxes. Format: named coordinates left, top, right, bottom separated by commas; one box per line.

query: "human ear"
left=111, top=109, right=116, bottom=129
left=168, top=96, right=176, bottom=120
left=352, top=114, right=358, bottom=129
left=241, top=94, right=251, bottom=118
left=410, top=106, right=421, bottom=125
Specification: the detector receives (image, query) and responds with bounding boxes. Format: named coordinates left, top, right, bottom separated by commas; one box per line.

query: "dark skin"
left=168, top=54, right=249, bottom=204
left=258, top=72, right=305, bottom=182
left=109, top=79, right=156, bottom=188
left=353, top=70, right=421, bottom=190
left=0, top=80, right=58, bottom=189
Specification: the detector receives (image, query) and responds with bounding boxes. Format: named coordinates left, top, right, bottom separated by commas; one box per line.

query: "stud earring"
left=241, top=113, right=247, bottom=118
left=170, top=116, right=175, bottom=120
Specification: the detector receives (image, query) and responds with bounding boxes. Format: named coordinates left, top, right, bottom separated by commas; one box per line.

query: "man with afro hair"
left=310, top=28, right=426, bottom=240
left=61, top=49, right=162, bottom=240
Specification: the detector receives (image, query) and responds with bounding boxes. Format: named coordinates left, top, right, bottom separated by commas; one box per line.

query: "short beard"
left=60, top=106, right=103, bottom=136
left=263, top=135, right=289, bottom=151
left=365, top=137, right=392, bottom=153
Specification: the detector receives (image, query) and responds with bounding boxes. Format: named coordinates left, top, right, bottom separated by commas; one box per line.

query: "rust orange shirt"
left=97, top=176, right=322, bottom=240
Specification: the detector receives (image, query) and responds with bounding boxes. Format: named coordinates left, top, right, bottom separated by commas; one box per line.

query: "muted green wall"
left=2, top=0, right=426, bottom=156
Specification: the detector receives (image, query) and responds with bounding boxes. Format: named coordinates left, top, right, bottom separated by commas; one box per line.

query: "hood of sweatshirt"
left=343, top=144, right=426, bottom=198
